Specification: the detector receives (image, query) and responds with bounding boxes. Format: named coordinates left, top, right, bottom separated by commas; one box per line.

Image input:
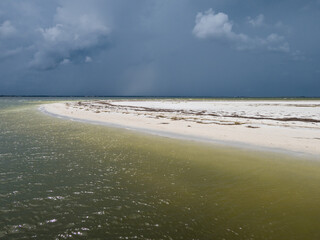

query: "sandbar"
left=40, top=99, right=320, bottom=157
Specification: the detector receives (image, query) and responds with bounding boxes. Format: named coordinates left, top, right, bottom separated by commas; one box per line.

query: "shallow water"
left=1, top=98, right=320, bottom=239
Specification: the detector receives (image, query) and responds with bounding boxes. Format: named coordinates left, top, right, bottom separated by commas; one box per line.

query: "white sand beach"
left=41, top=100, right=320, bottom=157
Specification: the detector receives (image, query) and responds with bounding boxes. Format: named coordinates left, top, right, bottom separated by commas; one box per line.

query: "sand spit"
left=41, top=100, right=320, bottom=157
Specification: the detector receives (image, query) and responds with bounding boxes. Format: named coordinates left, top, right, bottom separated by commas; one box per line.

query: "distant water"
left=1, top=98, right=320, bottom=239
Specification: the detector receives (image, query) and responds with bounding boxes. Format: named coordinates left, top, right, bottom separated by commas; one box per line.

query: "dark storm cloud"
left=0, top=0, right=319, bottom=96
left=30, top=1, right=111, bottom=70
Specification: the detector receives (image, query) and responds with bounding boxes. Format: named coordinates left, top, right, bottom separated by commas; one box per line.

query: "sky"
left=0, top=0, right=319, bottom=97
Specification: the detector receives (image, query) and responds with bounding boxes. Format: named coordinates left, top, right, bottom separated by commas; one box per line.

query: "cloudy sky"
left=0, top=0, right=319, bottom=96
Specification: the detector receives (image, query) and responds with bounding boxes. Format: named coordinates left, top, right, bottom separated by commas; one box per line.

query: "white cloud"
left=0, top=20, right=16, bottom=38
left=30, top=2, right=111, bottom=70
left=60, top=58, right=71, bottom=65
left=192, top=9, right=232, bottom=39
left=192, top=9, right=244, bottom=41
left=85, top=56, right=92, bottom=63
left=247, top=14, right=265, bottom=27
left=290, top=50, right=306, bottom=61
left=193, top=9, right=290, bottom=53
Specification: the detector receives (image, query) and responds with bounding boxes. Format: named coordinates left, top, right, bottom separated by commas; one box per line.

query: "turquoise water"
left=1, top=98, right=320, bottom=239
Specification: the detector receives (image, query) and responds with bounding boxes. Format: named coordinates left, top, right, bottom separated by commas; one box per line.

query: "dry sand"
left=40, top=100, right=320, bottom=157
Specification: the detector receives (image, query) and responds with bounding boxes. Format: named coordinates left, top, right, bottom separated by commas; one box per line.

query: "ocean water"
left=1, top=98, right=320, bottom=239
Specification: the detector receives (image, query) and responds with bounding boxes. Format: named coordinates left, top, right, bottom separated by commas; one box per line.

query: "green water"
left=1, top=98, right=320, bottom=239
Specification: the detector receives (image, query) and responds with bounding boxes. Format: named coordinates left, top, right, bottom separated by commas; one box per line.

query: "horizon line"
left=1, top=95, right=320, bottom=99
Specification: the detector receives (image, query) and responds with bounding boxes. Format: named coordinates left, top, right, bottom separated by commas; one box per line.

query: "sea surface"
left=1, top=98, right=320, bottom=239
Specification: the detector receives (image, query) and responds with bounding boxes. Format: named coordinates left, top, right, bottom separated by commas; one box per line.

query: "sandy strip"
left=40, top=100, right=320, bottom=157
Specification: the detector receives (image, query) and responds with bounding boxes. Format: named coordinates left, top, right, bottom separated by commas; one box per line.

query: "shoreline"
left=39, top=100, right=320, bottom=158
